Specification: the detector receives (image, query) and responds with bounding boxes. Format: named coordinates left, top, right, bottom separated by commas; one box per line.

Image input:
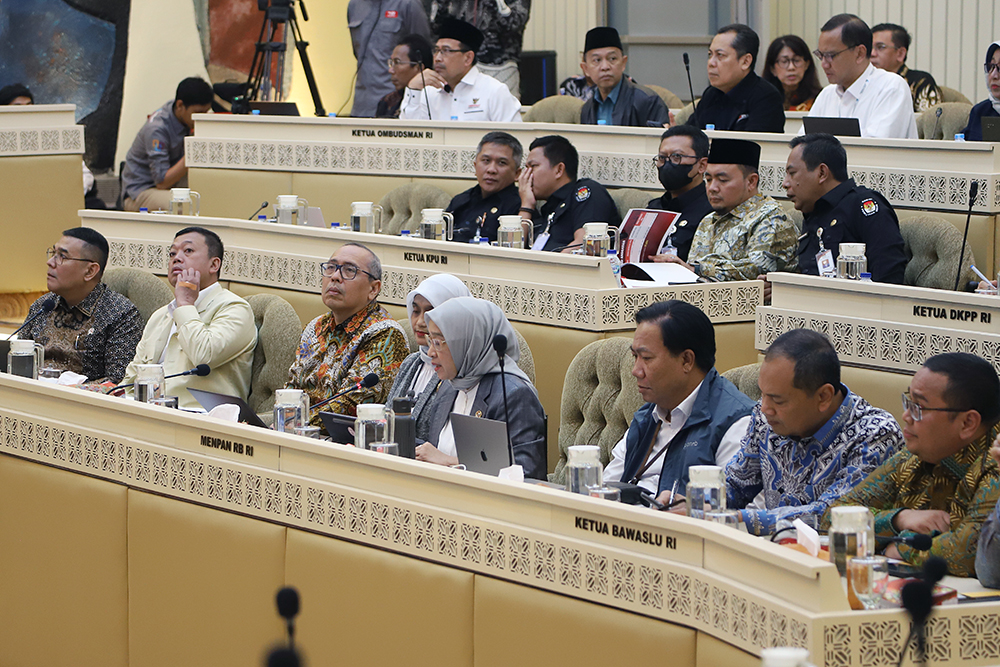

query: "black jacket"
left=646, top=182, right=713, bottom=261
left=689, top=71, right=785, bottom=132
left=532, top=179, right=621, bottom=252
left=446, top=183, right=522, bottom=243
left=580, top=77, right=670, bottom=127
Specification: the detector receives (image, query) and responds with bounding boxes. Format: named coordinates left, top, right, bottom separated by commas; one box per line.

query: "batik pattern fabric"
left=726, top=389, right=903, bottom=535
left=821, top=427, right=1000, bottom=577
left=429, top=0, right=531, bottom=65
left=287, top=301, right=409, bottom=423
left=688, top=193, right=799, bottom=281
left=899, top=65, right=941, bottom=112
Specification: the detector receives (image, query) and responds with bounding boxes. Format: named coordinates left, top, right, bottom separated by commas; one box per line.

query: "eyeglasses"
left=432, top=46, right=468, bottom=56
left=652, top=153, right=697, bottom=167
left=776, top=56, right=806, bottom=69
left=46, top=247, right=96, bottom=266
left=985, top=62, right=1000, bottom=76
left=319, top=261, right=377, bottom=281
left=901, top=390, right=971, bottom=421
left=427, top=336, right=448, bottom=350
left=812, top=46, right=852, bottom=63
left=387, top=58, right=418, bottom=69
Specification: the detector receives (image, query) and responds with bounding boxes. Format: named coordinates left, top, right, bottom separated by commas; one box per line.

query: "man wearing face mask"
left=648, top=126, right=713, bottom=262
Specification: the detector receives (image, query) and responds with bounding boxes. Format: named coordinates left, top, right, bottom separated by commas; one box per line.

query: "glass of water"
left=848, top=555, right=889, bottom=610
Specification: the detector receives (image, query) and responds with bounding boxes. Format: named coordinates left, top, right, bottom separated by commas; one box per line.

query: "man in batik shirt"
left=287, top=243, right=409, bottom=422
left=726, top=329, right=902, bottom=535
left=824, top=353, right=1000, bottom=577
left=658, top=138, right=799, bottom=281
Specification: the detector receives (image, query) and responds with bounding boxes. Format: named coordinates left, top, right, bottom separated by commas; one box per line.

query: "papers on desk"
left=620, top=262, right=700, bottom=288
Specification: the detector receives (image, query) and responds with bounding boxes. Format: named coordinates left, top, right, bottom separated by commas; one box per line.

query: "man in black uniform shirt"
left=647, top=125, right=713, bottom=261
left=687, top=24, right=785, bottom=133
left=518, top=135, right=620, bottom=252
left=446, top=131, right=523, bottom=243
left=783, top=133, right=906, bottom=283
left=579, top=27, right=669, bottom=127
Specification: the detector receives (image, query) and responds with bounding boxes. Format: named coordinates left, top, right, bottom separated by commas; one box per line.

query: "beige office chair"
left=645, top=84, right=683, bottom=110
left=777, top=199, right=805, bottom=233
left=898, top=215, right=977, bottom=290
left=939, top=86, right=972, bottom=105
left=610, top=188, right=655, bottom=221
left=102, top=267, right=174, bottom=323
left=245, top=294, right=302, bottom=417
left=721, top=363, right=762, bottom=402
left=522, top=95, right=585, bottom=123
left=550, top=338, right=644, bottom=484
left=917, top=102, right=972, bottom=140
left=672, top=100, right=699, bottom=126
left=378, top=183, right=452, bottom=235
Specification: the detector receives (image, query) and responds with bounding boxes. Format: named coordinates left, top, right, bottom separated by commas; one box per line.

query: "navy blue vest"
left=618, top=368, right=755, bottom=495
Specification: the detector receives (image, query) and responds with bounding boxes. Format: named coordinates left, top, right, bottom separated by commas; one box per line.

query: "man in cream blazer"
left=121, top=227, right=257, bottom=409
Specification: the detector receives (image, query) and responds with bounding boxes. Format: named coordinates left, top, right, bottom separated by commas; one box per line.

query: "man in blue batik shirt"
left=725, top=328, right=903, bottom=535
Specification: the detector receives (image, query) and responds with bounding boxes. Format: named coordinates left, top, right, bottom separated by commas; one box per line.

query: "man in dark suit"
left=579, top=27, right=669, bottom=128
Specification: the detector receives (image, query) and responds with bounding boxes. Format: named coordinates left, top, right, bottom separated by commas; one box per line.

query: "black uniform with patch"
left=532, top=178, right=621, bottom=252
left=797, top=179, right=907, bottom=284
left=646, top=182, right=713, bottom=261
left=446, top=183, right=521, bottom=243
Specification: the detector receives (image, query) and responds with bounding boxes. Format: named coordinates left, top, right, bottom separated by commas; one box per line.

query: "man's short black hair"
left=717, top=23, right=761, bottom=69
left=634, top=300, right=716, bottom=372
left=923, top=353, right=1000, bottom=425
left=477, top=131, right=523, bottom=166
left=398, top=33, right=434, bottom=69
left=821, top=13, right=873, bottom=59
left=175, top=77, right=214, bottom=107
left=63, top=227, right=109, bottom=274
left=788, top=133, right=850, bottom=182
left=765, top=329, right=841, bottom=394
left=342, top=241, right=382, bottom=281
left=871, top=22, right=911, bottom=56
left=528, top=135, right=578, bottom=181
left=175, top=226, right=224, bottom=269
left=659, top=124, right=710, bottom=160
left=0, top=83, right=33, bottom=105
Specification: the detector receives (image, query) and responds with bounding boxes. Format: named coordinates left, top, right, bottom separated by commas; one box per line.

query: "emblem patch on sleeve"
left=861, top=198, right=878, bottom=216
left=575, top=186, right=591, bottom=202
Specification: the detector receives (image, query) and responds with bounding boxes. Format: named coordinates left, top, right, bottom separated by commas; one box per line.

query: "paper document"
left=620, top=262, right=699, bottom=287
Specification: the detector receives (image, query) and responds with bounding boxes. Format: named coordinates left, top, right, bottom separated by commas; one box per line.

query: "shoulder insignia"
left=830, top=218, right=838, bottom=226
left=575, top=186, right=591, bottom=202
left=861, top=198, right=878, bottom=216
left=678, top=220, right=688, bottom=227
left=151, top=138, right=165, bottom=153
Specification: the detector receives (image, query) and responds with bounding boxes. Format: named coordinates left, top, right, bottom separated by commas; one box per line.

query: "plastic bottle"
left=705, top=124, right=716, bottom=131
left=257, top=214, right=267, bottom=223
left=608, top=249, right=623, bottom=287
left=139, top=207, right=149, bottom=213
left=955, top=133, right=966, bottom=142
left=860, top=272, right=873, bottom=283
left=331, top=222, right=341, bottom=230
left=401, top=229, right=411, bottom=238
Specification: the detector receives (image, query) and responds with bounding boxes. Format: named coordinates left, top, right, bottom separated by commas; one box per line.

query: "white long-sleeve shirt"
left=806, top=63, right=917, bottom=139
left=400, top=65, right=522, bottom=122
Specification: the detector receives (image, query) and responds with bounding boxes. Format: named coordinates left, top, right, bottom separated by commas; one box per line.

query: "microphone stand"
left=493, top=335, right=515, bottom=467
left=419, top=65, right=432, bottom=121
left=683, top=52, right=698, bottom=128
left=955, top=180, right=978, bottom=290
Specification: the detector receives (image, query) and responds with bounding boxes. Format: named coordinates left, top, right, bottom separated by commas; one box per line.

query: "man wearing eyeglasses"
left=20, top=228, right=143, bottom=384
left=287, top=243, right=408, bottom=420
left=646, top=126, right=712, bottom=262
left=399, top=18, right=521, bottom=122
left=376, top=34, right=434, bottom=118
left=823, top=353, right=1000, bottom=578
left=869, top=23, right=941, bottom=113
left=578, top=27, right=668, bottom=128
left=805, top=14, right=917, bottom=139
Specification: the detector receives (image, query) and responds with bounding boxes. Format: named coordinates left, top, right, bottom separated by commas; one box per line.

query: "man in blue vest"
left=604, top=300, right=755, bottom=503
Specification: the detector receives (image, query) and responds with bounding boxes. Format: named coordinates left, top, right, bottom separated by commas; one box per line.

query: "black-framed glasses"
left=901, top=390, right=971, bottom=422
left=986, top=62, right=1000, bottom=76
left=652, top=152, right=697, bottom=167
left=812, top=46, right=852, bottom=63
left=432, top=46, right=468, bottom=56
left=46, top=247, right=96, bottom=266
left=776, top=56, right=806, bottom=68
left=320, top=261, right=377, bottom=281
left=387, top=58, right=418, bottom=69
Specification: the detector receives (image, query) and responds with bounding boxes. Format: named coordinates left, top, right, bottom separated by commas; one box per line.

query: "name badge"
left=816, top=249, right=837, bottom=277
left=531, top=231, right=551, bottom=251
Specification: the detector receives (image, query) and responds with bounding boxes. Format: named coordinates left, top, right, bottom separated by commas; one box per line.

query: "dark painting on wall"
left=0, top=0, right=130, bottom=171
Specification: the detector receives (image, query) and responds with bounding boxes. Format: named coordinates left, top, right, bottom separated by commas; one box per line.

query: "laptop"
left=188, top=388, right=267, bottom=428
left=451, top=413, right=513, bottom=476
left=802, top=116, right=862, bottom=137
left=982, top=117, right=1000, bottom=141
left=318, top=411, right=358, bottom=445
left=249, top=101, right=300, bottom=116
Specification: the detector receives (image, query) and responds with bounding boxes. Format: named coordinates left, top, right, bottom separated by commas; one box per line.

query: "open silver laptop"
left=451, top=413, right=512, bottom=476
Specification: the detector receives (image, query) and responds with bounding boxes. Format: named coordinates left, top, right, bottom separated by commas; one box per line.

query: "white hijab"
left=406, top=274, right=471, bottom=363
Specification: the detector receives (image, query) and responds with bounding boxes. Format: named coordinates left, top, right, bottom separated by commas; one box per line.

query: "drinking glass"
left=848, top=555, right=889, bottom=610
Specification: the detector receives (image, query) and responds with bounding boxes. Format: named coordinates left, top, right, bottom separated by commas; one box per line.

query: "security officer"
left=446, top=131, right=523, bottom=244
left=782, top=133, right=906, bottom=284
left=647, top=125, right=713, bottom=261
left=518, top=134, right=620, bottom=252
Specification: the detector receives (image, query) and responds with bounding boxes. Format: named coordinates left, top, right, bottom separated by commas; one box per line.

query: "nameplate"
left=403, top=251, right=450, bottom=265
left=911, top=304, right=994, bottom=325
left=574, top=515, right=677, bottom=550
left=350, top=128, right=435, bottom=141
left=200, top=433, right=255, bottom=457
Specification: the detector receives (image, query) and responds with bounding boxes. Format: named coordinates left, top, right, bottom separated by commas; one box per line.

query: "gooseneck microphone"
left=492, top=334, right=515, bottom=467
left=311, top=372, right=379, bottom=412
left=897, top=556, right=948, bottom=667
left=955, top=180, right=979, bottom=290
left=276, top=586, right=300, bottom=650
left=682, top=52, right=698, bottom=128
left=419, top=64, right=433, bottom=121
left=9, top=298, right=55, bottom=339
left=248, top=201, right=269, bottom=220
left=876, top=533, right=934, bottom=551
left=109, top=364, right=211, bottom=393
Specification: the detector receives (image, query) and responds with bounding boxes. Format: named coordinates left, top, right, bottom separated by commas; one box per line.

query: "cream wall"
left=286, top=0, right=356, bottom=117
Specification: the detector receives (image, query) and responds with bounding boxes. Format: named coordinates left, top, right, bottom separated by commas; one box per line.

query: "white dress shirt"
left=806, top=63, right=917, bottom=139
left=158, top=282, right=220, bottom=363
left=436, top=381, right=480, bottom=458
left=400, top=65, right=522, bottom=122
left=603, top=380, right=751, bottom=495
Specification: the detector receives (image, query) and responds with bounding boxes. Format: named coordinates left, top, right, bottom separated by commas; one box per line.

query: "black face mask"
left=658, top=161, right=694, bottom=192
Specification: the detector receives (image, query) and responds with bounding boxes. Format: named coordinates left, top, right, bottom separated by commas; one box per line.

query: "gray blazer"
left=426, top=372, right=546, bottom=480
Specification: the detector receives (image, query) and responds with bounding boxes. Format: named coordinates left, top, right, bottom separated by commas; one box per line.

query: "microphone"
left=955, top=180, right=978, bottom=290
left=311, top=372, right=379, bottom=412
left=9, top=298, right=56, bottom=339
left=108, top=364, right=211, bottom=393
left=248, top=201, right=269, bottom=220
left=682, top=52, right=698, bottom=128
left=276, top=586, right=300, bottom=650
left=876, top=533, right=933, bottom=551
left=492, top=334, right=515, bottom=467
left=932, top=106, right=943, bottom=139
left=898, top=556, right=948, bottom=666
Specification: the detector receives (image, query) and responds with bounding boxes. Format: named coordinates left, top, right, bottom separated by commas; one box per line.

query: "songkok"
left=707, top=138, right=761, bottom=169
left=438, top=18, right=484, bottom=53
left=584, top=27, right=623, bottom=54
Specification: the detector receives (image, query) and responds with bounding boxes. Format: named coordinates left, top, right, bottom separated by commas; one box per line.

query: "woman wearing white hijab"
left=419, top=297, right=546, bottom=479
left=386, top=274, right=471, bottom=441
left=962, top=41, right=1000, bottom=141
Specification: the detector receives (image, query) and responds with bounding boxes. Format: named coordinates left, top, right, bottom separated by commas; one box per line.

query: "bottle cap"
left=860, top=272, right=872, bottom=280
left=705, top=124, right=716, bottom=130
left=955, top=133, right=965, bottom=141
left=688, top=465, right=724, bottom=485
left=608, top=249, right=617, bottom=256
left=252, top=109, right=261, bottom=115
left=275, top=388, right=304, bottom=404
left=139, top=207, right=149, bottom=213
left=401, top=229, right=411, bottom=236
left=392, top=397, right=414, bottom=413
left=356, top=403, right=386, bottom=420
left=567, top=444, right=601, bottom=466
left=331, top=222, right=340, bottom=228
left=597, top=119, right=607, bottom=125
left=838, top=242, right=866, bottom=257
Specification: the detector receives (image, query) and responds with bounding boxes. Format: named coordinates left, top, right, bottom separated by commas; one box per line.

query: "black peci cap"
left=438, top=18, right=484, bottom=53
left=707, top=138, right=761, bottom=169
left=584, top=27, right=623, bottom=54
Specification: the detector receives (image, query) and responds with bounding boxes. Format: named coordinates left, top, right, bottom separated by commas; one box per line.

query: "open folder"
left=620, top=262, right=700, bottom=287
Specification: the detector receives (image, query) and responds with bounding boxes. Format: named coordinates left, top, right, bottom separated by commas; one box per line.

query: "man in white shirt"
left=806, top=14, right=917, bottom=139
left=603, top=300, right=754, bottom=503
left=399, top=17, right=521, bottom=122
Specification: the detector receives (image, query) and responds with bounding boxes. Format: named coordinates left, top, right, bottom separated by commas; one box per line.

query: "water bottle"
left=860, top=272, right=873, bottom=283
left=705, top=124, right=716, bottom=131
left=401, top=229, right=411, bottom=238
left=955, top=133, right=966, bottom=142
left=390, top=397, right=417, bottom=459
left=829, top=506, right=874, bottom=577
left=566, top=445, right=602, bottom=494
left=257, top=214, right=267, bottom=223
left=608, top=249, right=623, bottom=287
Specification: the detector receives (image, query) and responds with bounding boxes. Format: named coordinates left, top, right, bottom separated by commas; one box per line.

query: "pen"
left=971, top=264, right=993, bottom=285
left=666, top=479, right=678, bottom=509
